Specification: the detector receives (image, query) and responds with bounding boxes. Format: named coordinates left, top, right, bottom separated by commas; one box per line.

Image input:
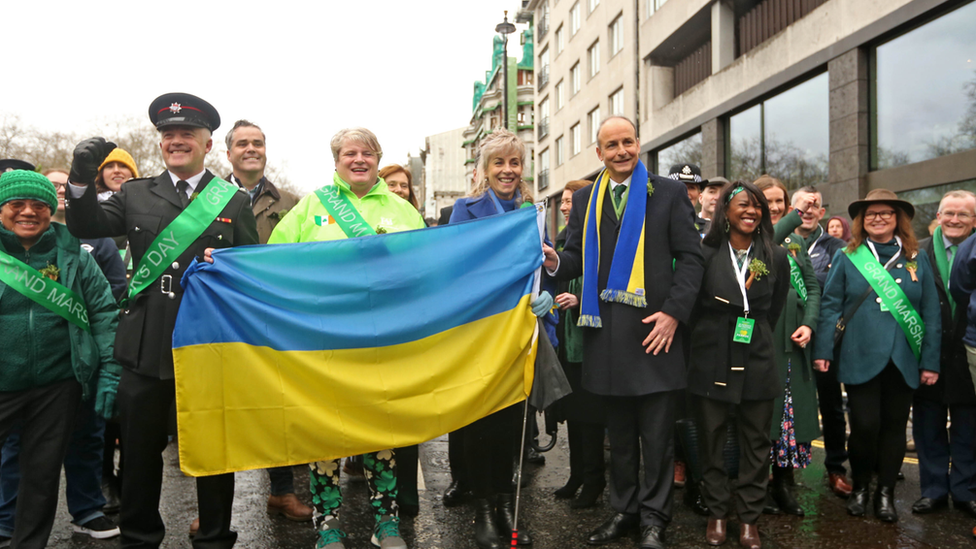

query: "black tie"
left=176, top=180, right=190, bottom=208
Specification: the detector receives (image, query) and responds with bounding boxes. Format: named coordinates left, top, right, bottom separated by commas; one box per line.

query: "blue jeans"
left=0, top=395, right=106, bottom=536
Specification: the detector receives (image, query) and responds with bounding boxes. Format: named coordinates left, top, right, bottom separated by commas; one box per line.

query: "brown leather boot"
left=705, top=518, right=726, bottom=545
left=739, top=523, right=760, bottom=549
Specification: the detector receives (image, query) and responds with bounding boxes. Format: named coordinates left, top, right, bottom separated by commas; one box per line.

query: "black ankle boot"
left=771, top=466, right=804, bottom=516
left=763, top=485, right=782, bottom=515
left=571, top=477, right=606, bottom=509
left=684, top=481, right=710, bottom=516
left=847, top=483, right=869, bottom=517
left=874, top=486, right=898, bottom=522
left=473, top=498, right=503, bottom=549
left=554, top=477, right=582, bottom=499
left=496, top=493, right=533, bottom=545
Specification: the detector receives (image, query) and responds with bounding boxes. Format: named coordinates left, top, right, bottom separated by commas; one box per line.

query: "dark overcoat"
left=687, top=238, right=790, bottom=403
left=553, top=174, right=705, bottom=397
left=65, top=170, right=258, bottom=379
left=918, top=236, right=976, bottom=405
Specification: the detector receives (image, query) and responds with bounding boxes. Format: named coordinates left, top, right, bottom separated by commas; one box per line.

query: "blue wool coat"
left=814, top=244, right=941, bottom=389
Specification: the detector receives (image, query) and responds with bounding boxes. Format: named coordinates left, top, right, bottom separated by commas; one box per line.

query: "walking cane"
left=512, top=399, right=530, bottom=548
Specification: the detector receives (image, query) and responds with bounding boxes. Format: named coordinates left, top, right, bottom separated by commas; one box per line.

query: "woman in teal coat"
left=755, top=176, right=821, bottom=517
left=814, top=189, right=941, bottom=523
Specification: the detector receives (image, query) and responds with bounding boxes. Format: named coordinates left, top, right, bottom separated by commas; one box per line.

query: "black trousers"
left=448, top=429, right=466, bottom=486
left=605, top=391, right=676, bottom=528
left=695, top=396, right=773, bottom=525
left=0, top=379, right=81, bottom=549
left=814, top=364, right=849, bottom=475
left=461, top=403, right=520, bottom=498
left=118, top=370, right=236, bottom=549
left=394, top=444, right=419, bottom=506
left=566, top=420, right=605, bottom=486
left=846, top=363, right=914, bottom=489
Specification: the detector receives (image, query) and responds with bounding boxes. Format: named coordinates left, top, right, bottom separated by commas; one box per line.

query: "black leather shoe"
left=847, top=485, right=869, bottom=517
left=443, top=480, right=470, bottom=508
left=554, top=477, right=582, bottom=499
left=639, top=525, right=666, bottom=549
left=685, top=482, right=709, bottom=516
left=957, top=500, right=976, bottom=519
left=571, top=479, right=606, bottom=509
left=911, top=497, right=947, bottom=514
left=874, top=486, right=898, bottom=522
left=496, top=493, right=533, bottom=545
left=587, top=513, right=638, bottom=545
left=762, top=489, right=781, bottom=515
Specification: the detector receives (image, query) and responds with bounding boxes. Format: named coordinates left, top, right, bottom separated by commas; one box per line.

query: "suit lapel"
left=150, top=171, right=184, bottom=209
left=601, top=184, right=620, bottom=229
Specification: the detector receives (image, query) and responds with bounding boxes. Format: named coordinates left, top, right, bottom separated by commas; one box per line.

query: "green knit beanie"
left=0, top=170, right=58, bottom=214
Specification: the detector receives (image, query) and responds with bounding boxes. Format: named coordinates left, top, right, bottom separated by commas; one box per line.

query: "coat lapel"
left=601, top=184, right=620, bottom=229
left=150, top=171, right=184, bottom=210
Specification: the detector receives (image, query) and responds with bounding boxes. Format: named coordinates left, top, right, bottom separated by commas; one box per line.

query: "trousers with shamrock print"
left=309, top=450, right=398, bottom=527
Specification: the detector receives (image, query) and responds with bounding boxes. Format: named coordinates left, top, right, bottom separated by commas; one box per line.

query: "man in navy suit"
left=544, top=117, right=704, bottom=548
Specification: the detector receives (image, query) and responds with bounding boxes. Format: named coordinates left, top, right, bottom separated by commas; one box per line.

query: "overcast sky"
left=3, top=0, right=529, bottom=192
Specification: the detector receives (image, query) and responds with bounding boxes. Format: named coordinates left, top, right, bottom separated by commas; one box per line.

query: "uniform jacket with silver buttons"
left=65, top=170, right=259, bottom=379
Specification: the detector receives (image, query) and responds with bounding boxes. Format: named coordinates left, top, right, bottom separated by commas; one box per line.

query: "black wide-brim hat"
left=0, top=159, right=36, bottom=173
left=149, top=93, right=220, bottom=132
left=847, top=188, right=915, bottom=220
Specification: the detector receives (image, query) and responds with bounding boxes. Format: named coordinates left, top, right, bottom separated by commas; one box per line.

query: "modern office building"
left=526, top=0, right=976, bottom=235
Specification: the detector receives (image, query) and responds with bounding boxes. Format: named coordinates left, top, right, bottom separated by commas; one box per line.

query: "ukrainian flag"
left=172, top=207, right=542, bottom=476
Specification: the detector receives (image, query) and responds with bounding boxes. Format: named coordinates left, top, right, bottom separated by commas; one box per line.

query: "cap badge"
left=169, top=103, right=183, bottom=113
left=682, top=165, right=692, bottom=175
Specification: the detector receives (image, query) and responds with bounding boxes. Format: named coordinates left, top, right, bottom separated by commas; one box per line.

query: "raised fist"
left=69, top=137, right=117, bottom=186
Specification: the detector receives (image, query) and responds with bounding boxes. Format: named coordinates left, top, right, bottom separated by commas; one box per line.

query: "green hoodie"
left=0, top=223, right=120, bottom=399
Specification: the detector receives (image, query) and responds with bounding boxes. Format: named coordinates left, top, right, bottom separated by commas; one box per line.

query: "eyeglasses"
left=3, top=200, right=50, bottom=213
left=939, top=211, right=974, bottom=221
left=864, top=210, right=896, bottom=221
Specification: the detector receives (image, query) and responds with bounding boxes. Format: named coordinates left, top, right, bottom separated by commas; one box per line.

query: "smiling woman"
left=94, top=148, right=139, bottom=198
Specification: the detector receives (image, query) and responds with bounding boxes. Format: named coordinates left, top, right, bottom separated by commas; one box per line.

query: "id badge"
left=733, top=317, right=755, bottom=344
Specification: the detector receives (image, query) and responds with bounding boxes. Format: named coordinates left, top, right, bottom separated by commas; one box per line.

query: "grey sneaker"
left=371, top=515, right=407, bottom=549
left=315, top=516, right=346, bottom=549
left=72, top=516, right=121, bottom=539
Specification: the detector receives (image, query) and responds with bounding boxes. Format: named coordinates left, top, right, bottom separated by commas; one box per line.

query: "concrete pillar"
left=825, top=48, right=869, bottom=216
left=711, top=1, right=735, bottom=74
left=701, top=118, right=726, bottom=179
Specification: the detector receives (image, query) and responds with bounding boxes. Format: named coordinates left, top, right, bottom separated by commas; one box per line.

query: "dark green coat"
left=769, top=211, right=821, bottom=442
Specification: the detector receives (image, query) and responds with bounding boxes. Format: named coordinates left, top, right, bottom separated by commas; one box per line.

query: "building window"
left=538, top=1, right=550, bottom=41
left=571, top=123, right=581, bottom=156
left=571, top=2, right=581, bottom=35
left=645, top=0, right=667, bottom=19
left=589, top=0, right=600, bottom=12
left=539, top=97, right=550, bottom=140
left=654, top=132, right=702, bottom=176
left=556, top=135, right=565, bottom=165
left=538, top=46, right=550, bottom=90
left=588, top=41, right=600, bottom=78
left=610, top=15, right=623, bottom=56
left=898, top=179, right=976, bottom=238
left=727, top=72, right=829, bottom=190
left=571, top=62, right=581, bottom=95
left=588, top=107, right=601, bottom=144
left=874, top=1, right=976, bottom=170
left=555, top=25, right=564, bottom=54
left=610, top=87, right=625, bottom=115
left=555, top=80, right=565, bottom=110
left=539, top=149, right=550, bottom=191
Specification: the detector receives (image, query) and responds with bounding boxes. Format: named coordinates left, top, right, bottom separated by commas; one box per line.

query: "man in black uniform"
left=64, top=93, right=258, bottom=549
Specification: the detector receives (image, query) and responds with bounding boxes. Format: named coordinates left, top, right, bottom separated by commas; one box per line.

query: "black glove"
left=69, top=137, right=116, bottom=186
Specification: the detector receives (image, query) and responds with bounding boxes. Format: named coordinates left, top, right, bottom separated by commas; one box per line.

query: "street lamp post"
left=496, top=10, right=516, bottom=130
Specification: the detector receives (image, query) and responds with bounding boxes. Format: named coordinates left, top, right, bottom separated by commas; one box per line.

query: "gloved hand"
left=70, top=137, right=116, bottom=185
left=531, top=291, right=554, bottom=317
left=93, top=369, right=121, bottom=420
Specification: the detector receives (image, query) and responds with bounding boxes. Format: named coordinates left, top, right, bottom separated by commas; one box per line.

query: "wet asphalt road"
left=44, top=426, right=976, bottom=549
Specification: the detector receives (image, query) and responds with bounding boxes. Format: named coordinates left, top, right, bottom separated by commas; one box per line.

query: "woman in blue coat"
left=814, top=189, right=941, bottom=523
left=449, top=128, right=553, bottom=549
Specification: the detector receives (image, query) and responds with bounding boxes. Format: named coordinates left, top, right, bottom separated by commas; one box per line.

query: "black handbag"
left=833, top=260, right=897, bottom=347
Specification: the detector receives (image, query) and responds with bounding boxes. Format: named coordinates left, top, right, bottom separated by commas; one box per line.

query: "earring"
left=756, top=225, right=761, bottom=234
left=725, top=220, right=730, bottom=233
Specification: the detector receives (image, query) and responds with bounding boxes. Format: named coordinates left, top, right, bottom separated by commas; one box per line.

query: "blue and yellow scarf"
left=578, top=159, right=648, bottom=327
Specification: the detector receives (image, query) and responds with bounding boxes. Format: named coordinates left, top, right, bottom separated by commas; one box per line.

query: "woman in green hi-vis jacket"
left=755, top=175, right=822, bottom=518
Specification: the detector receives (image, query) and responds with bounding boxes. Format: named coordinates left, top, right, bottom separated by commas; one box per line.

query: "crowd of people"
left=0, top=92, right=975, bottom=549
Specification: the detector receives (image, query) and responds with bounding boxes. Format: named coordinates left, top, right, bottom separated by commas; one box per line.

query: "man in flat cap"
left=64, top=92, right=258, bottom=549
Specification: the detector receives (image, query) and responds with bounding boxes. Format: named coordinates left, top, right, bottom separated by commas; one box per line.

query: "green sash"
left=313, top=177, right=377, bottom=238
left=847, top=245, right=925, bottom=361
left=128, top=177, right=238, bottom=301
left=0, top=251, right=90, bottom=331
left=932, top=225, right=965, bottom=316
left=786, top=254, right=808, bottom=303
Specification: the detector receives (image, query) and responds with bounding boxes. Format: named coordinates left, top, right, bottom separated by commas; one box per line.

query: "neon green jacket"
left=268, top=176, right=425, bottom=243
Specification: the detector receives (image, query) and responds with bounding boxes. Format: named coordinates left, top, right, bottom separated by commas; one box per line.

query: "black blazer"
left=687, top=238, right=790, bottom=404
left=553, top=175, right=705, bottom=397
left=65, top=171, right=258, bottom=379
left=918, top=236, right=976, bottom=405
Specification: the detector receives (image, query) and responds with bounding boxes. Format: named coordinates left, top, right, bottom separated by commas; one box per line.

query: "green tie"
left=611, top=184, right=627, bottom=219
left=950, top=244, right=958, bottom=271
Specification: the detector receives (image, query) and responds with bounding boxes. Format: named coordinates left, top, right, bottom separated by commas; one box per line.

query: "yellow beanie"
left=98, top=148, right=139, bottom=179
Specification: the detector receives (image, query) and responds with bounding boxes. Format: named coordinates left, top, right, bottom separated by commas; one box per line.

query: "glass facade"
left=874, top=1, right=976, bottom=169
left=727, top=72, right=828, bottom=190
left=898, top=179, right=976, bottom=238
left=655, top=132, right=702, bottom=176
